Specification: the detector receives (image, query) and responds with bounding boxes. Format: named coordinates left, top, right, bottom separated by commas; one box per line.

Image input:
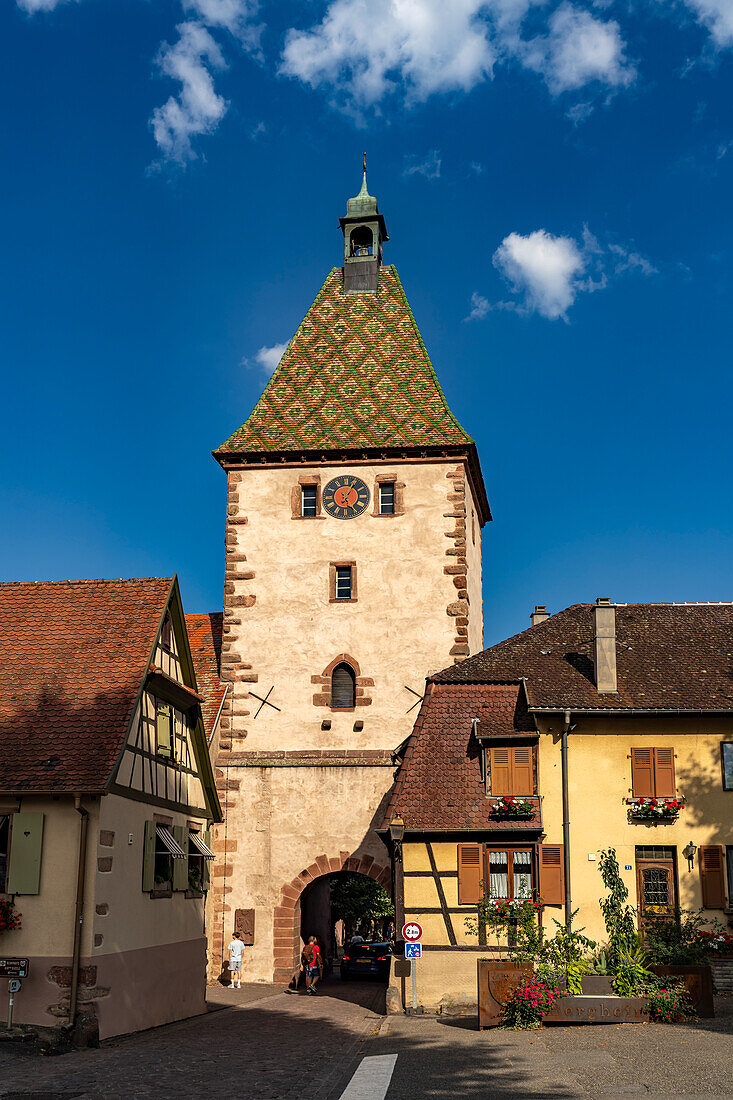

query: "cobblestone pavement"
left=0, top=988, right=731, bottom=1099
left=0, top=978, right=386, bottom=1100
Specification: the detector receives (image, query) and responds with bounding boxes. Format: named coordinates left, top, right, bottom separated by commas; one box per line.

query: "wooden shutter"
left=631, top=748, right=654, bottom=797
left=539, top=844, right=565, bottom=906
left=332, top=664, right=355, bottom=708
left=142, top=819, right=156, bottom=892
left=202, top=828, right=212, bottom=892
left=653, top=748, right=676, bottom=797
left=156, top=703, right=173, bottom=758
left=6, top=812, right=44, bottom=895
left=511, top=747, right=534, bottom=795
left=699, top=845, right=726, bottom=908
left=173, top=825, right=188, bottom=891
left=457, top=843, right=481, bottom=904
left=490, top=748, right=511, bottom=796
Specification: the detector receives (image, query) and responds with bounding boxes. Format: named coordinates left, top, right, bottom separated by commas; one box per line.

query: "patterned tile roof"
left=434, top=602, right=733, bottom=712
left=382, top=683, right=541, bottom=831
left=185, top=612, right=225, bottom=742
left=0, top=577, right=172, bottom=792
left=215, top=266, right=474, bottom=455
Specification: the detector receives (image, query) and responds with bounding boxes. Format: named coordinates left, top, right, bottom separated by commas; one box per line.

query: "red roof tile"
left=0, top=578, right=173, bottom=792
left=434, top=603, right=733, bottom=712
left=383, top=683, right=539, bottom=832
left=185, top=612, right=225, bottom=742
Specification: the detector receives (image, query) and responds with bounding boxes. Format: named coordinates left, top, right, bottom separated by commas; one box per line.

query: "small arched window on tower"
left=350, top=226, right=373, bottom=258
left=331, top=662, right=356, bottom=709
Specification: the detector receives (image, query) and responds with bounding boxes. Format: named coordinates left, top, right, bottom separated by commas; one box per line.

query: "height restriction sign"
left=401, top=921, right=422, bottom=942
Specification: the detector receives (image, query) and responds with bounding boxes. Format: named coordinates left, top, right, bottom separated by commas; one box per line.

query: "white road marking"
left=339, top=1054, right=398, bottom=1100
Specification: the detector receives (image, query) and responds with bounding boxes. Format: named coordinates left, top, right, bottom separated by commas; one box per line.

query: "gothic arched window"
left=331, top=662, right=356, bottom=709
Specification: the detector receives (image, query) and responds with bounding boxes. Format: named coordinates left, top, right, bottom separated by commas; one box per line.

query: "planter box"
left=710, top=958, right=733, bottom=995
left=477, top=960, right=532, bottom=1029
left=545, top=995, right=650, bottom=1025
left=580, top=975, right=614, bottom=995
left=649, top=964, right=714, bottom=1018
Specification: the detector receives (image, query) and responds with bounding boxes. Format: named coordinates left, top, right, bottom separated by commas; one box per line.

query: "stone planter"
left=710, top=957, right=733, bottom=995
left=477, top=960, right=532, bottom=1029
left=649, top=964, right=714, bottom=1018
left=545, top=995, right=650, bottom=1025
left=580, top=975, right=614, bottom=995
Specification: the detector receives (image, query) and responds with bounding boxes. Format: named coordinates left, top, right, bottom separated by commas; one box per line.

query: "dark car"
left=340, top=941, right=392, bottom=981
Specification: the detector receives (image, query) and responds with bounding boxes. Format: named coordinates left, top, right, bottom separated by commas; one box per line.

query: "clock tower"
left=208, top=168, right=491, bottom=984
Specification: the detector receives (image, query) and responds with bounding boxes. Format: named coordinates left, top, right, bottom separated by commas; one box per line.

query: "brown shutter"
left=490, top=748, right=511, bottom=796
left=699, top=845, right=726, bottom=908
left=511, top=747, right=533, bottom=795
left=653, top=748, right=676, bottom=797
left=631, top=748, right=654, bottom=797
left=539, top=844, right=565, bottom=906
left=457, top=843, right=481, bottom=905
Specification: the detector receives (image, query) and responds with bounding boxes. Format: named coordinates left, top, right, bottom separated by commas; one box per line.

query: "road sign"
left=0, top=959, right=29, bottom=978
left=401, top=921, right=422, bottom=942
left=405, top=943, right=422, bottom=960
left=8, top=979, right=21, bottom=994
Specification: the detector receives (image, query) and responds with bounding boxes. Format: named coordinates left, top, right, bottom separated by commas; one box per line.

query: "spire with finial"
left=340, top=157, right=389, bottom=293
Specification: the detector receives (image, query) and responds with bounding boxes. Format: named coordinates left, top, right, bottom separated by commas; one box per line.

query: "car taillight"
left=342, top=955, right=350, bottom=961
left=377, top=956, right=387, bottom=960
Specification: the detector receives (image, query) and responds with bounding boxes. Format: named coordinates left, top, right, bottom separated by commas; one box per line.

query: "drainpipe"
left=561, top=710, right=572, bottom=930
left=69, top=796, right=89, bottom=1028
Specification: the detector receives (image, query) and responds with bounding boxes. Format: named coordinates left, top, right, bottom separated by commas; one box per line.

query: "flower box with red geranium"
left=0, top=897, right=21, bottom=934
left=695, top=929, right=733, bottom=957
left=491, top=797, right=534, bottom=819
left=628, top=797, right=685, bottom=821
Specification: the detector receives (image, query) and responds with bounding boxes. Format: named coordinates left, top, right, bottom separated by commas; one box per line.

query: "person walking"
left=302, top=935, right=323, bottom=995
left=227, top=931, right=244, bottom=989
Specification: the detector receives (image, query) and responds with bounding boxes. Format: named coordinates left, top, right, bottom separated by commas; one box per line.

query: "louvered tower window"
left=331, top=663, right=356, bottom=709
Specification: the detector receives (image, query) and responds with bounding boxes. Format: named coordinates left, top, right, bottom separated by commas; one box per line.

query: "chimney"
left=531, top=605, right=550, bottom=627
left=593, top=597, right=617, bottom=693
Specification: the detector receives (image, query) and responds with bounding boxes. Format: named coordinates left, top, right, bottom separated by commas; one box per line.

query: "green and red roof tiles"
left=215, top=266, right=474, bottom=455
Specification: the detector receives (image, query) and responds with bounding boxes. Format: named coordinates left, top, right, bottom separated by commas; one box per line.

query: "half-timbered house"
left=381, top=598, right=733, bottom=1013
left=0, top=576, right=221, bottom=1040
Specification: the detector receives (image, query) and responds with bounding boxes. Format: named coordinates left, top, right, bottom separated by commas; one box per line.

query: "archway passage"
left=274, top=853, right=392, bottom=987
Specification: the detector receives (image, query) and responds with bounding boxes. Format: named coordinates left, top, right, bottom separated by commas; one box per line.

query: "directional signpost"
left=401, top=923, right=422, bottom=1010
left=1, top=960, right=29, bottom=1030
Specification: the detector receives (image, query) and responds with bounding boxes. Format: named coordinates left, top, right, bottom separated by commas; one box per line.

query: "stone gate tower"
left=209, top=169, right=491, bottom=984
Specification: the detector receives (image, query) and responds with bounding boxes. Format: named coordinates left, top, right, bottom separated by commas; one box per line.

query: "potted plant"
left=0, top=897, right=21, bottom=933
left=491, top=796, right=535, bottom=819
left=628, top=797, right=684, bottom=821
left=470, top=891, right=539, bottom=1028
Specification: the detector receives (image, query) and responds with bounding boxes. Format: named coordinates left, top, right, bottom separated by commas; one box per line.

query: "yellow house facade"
left=382, top=599, right=733, bottom=1011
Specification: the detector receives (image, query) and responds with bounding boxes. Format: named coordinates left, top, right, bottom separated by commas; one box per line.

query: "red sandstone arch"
left=273, top=851, right=392, bottom=985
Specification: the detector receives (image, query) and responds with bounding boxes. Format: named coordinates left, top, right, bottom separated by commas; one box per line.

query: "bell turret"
left=339, top=155, right=389, bottom=294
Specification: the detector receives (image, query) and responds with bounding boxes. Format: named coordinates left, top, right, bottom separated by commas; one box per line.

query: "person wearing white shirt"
left=227, top=932, right=244, bottom=989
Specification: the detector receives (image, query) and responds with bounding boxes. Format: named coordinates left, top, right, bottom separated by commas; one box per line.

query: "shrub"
left=643, top=908, right=711, bottom=965
left=501, top=979, right=563, bottom=1029
left=612, top=946, right=652, bottom=996
left=598, top=849, right=637, bottom=969
left=646, top=978, right=694, bottom=1023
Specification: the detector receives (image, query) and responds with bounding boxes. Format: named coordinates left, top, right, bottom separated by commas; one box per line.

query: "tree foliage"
left=330, top=872, right=394, bottom=936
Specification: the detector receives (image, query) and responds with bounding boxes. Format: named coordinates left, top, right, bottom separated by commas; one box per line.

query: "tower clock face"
left=323, top=476, right=370, bottom=519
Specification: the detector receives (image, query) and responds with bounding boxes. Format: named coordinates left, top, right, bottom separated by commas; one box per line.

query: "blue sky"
left=1, top=0, right=732, bottom=646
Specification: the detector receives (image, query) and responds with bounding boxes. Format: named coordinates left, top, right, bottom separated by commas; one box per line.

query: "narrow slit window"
left=335, top=566, right=352, bottom=599
left=302, top=485, right=318, bottom=517
left=379, top=482, right=395, bottom=515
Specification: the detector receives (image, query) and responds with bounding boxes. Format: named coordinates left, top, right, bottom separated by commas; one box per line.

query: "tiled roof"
left=383, top=684, right=541, bottom=831
left=185, top=612, right=225, bottom=742
left=215, top=266, right=474, bottom=454
left=0, top=578, right=172, bottom=793
left=434, top=602, right=733, bottom=712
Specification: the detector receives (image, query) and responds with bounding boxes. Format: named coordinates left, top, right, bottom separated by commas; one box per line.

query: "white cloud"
left=280, top=0, right=496, bottom=109
left=250, top=342, right=288, bottom=378
left=182, top=0, right=261, bottom=47
left=403, top=150, right=441, bottom=179
left=150, top=22, right=228, bottom=165
left=520, top=4, right=634, bottom=93
left=471, top=228, right=657, bottom=320
left=681, top=0, right=733, bottom=48
left=493, top=230, right=586, bottom=319
left=16, top=0, right=72, bottom=9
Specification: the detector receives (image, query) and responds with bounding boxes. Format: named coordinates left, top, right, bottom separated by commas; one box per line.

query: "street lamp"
left=389, top=815, right=405, bottom=849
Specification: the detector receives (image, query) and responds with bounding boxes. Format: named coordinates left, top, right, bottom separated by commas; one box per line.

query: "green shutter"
left=202, top=828, right=211, bottom=892
left=173, top=826, right=188, bottom=891
left=156, top=703, right=172, bottom=758
left=7, top=813, right=44, bottom=895
left=142, top=820, right=156, bottom=892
